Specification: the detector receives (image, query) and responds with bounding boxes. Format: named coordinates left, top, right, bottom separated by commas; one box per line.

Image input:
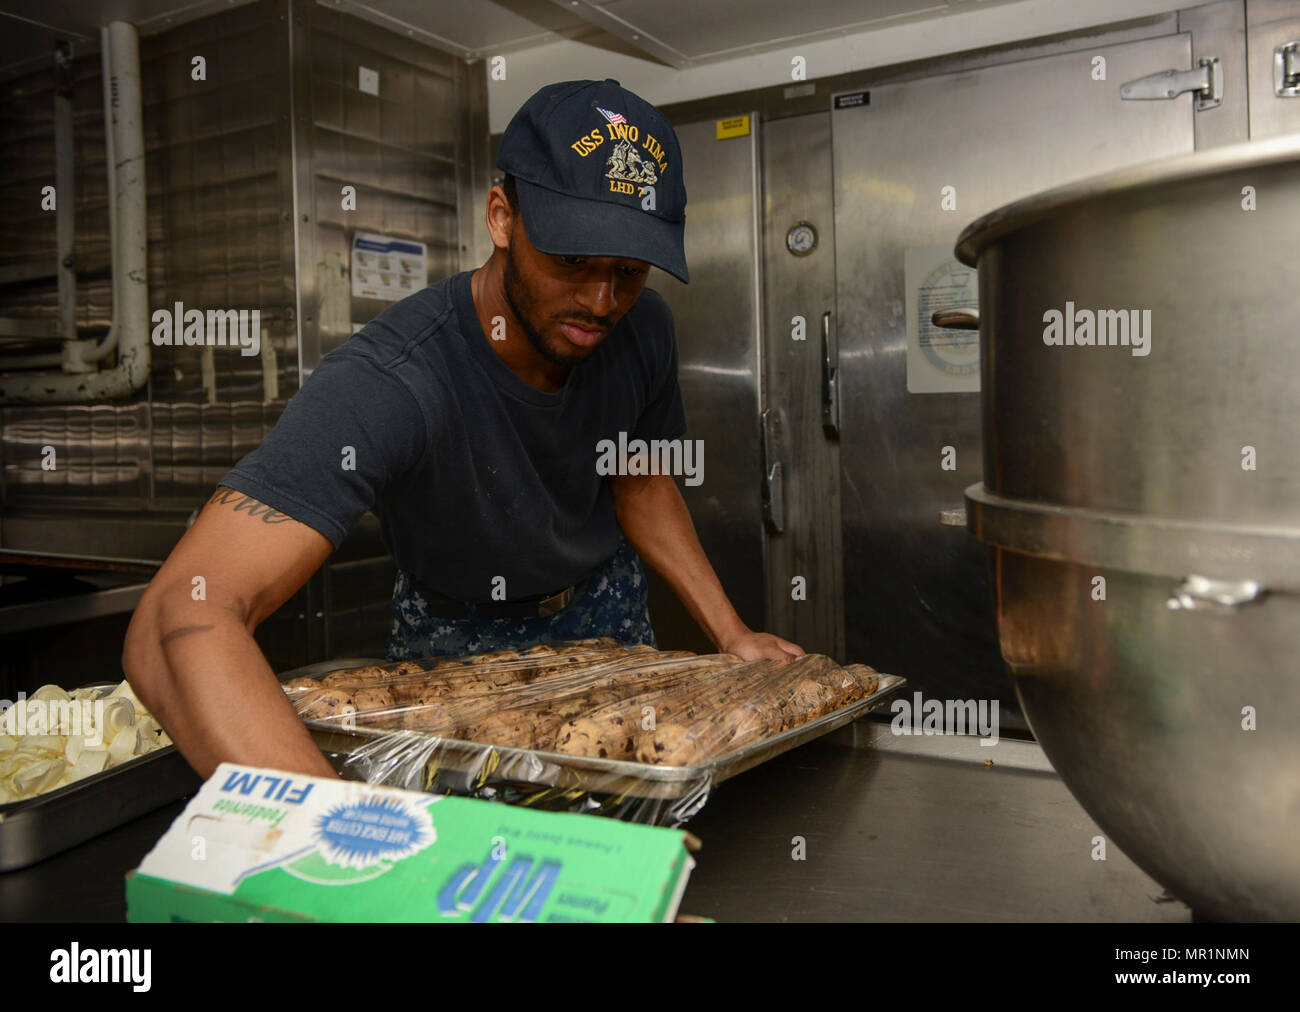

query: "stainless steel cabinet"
left=831, top=36, right=1195, bottom=726
left=646, top=117, right=766, bottom=654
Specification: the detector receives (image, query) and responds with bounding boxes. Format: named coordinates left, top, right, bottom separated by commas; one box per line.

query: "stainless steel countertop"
left=679, top=719, right=1191, bottom=922
left=0, top=717, right=1192, bottom=922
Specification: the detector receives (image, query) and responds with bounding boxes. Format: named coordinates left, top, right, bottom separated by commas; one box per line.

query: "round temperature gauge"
left=786, top=221, right=818, bottom=257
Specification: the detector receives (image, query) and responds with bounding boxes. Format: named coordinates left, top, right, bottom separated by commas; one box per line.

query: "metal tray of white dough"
left=0, top=745, right=200, bottom=872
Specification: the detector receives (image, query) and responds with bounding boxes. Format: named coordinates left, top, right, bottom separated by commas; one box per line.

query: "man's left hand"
left=721, top=629, right=805, bottom=664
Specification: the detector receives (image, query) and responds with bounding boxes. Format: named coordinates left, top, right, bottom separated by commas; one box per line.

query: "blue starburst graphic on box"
left=313, top=795, right=435, bottom=870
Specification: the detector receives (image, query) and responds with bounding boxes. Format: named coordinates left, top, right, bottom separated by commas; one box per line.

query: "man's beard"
left=503, top=236, right=600, bottom=368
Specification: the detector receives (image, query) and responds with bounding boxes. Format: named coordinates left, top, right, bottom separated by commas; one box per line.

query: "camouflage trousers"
left=386, top=537, right=658, bottom=661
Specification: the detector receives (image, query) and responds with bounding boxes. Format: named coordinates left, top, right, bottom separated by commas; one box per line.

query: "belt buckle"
left=536, top=586, right=573, bottom=618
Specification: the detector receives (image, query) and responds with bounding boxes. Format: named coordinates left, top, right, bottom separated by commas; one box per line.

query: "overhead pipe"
left=75, top=24, right=123, bottom=366
left=54, top=40, right=77, bottom=345
left=0, top=21, right=149, bottom=403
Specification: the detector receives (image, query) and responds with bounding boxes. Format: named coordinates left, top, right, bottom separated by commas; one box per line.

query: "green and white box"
left=127, top=763, right=695, bottom=922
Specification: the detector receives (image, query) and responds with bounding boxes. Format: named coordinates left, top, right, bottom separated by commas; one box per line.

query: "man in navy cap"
left=124, top=80, right=803, bottom=778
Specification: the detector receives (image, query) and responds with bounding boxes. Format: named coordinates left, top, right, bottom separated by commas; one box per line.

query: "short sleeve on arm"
left=631, top=304, right=688, bottom=443
left=216, top=351, right=427, bottom=548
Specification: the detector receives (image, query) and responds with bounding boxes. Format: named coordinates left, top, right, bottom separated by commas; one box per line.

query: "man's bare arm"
left=122, top=486, right=339, bottom=780
left=609, top=472, right=804, bottom=662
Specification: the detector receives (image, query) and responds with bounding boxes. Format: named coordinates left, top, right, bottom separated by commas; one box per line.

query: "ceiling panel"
left=582, top=0, right=1026, bottom=63
left=322, top=0, right=665, bottom=60
left=0, top=0, right=261, bottom=40
left=0, top=0, right=260, bottom=79
left=0, top=0, right=1063, bottom=80
left=319, top=0, right=558, bottom=56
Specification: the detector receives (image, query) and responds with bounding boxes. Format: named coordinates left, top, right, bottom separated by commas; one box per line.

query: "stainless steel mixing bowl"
left=952, top=133, right=1300, bottom=921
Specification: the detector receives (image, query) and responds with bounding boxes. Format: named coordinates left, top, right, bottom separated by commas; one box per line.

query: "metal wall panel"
left=831, top=35, right=1196, bottom=729
left=294, top=0, right=473, bottom=365
left=645, top=116, right=766, bottom=653
left=759, top=112, right=844, bottom=659
left=0, top=0, right=482, bottom=665
left=0, top=0, right=298, bottom=512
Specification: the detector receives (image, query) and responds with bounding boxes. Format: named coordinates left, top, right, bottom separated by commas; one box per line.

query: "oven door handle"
left=821, top=310, right=840, bottom=439
left=761, top=407, right=784, bottom=535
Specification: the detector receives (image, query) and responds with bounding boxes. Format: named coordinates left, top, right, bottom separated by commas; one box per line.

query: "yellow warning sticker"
left=716, top=115, right=751, bottom=140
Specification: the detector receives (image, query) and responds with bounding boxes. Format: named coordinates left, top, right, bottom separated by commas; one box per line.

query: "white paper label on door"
left=351, top=232, right=427, bottom=303
left=905, top=246, right=979, bottom=393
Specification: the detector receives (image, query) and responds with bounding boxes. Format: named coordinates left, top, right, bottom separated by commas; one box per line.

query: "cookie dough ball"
left=323, top=666, right=386, bottom=689
left=759, top=692, right=796, bottom=732
left=283, top=677, right=319, bottom=692
left=589, top=712, right=638, bottom=760
left=352, top=686, right=395, bottom=710
left=388, top=677, right=428, bottom=705
left=390, top=661, right=425, bottom=676
left=522, top=644, right=557, bottom=657
left=403, top=711, right=457, bottom=735
left=477, top=664, right=528, bottom=690
left=634, top=724, right=704, bottom=766
left=464, top=710, right=535, bottom=750
left=530, top=710, right=567, bottom=751
left=563, top=637, right=619, bottom=650
left=553, top=718, right=597, bottom=756
left=431, top=660, right=470, bottom=674
left=840, top=664, right=880, bottom=696
left=530, top=659, right=581, bottom=681
left=555, top=718, right=622, bottom=758
left=397, top=687, right=447, bottom=732
left=351, top=687, right=399, bottom=728
left=450, top=678, right=500, bottom=704
left=470, top=649, right=520, bottom=665
left=810, top=668, right=863, bottom=708
left=388, top=661, right=426, bottom=692
left=719, top=701, right=776, bottom=746
left=297, top=688, right=356, bottom=722
left=422, top=673, right=480, bottom=700
left=401, top=690, right=453, bottom=732
left=553, top=688, right=620, bottom=720
left=408, top=681, right=454, bottom=705
left=787, top=679, right=834, bottom=725
left=585, top=688, right=623, bottom=709
left=658, top=690, right=720, bottom=724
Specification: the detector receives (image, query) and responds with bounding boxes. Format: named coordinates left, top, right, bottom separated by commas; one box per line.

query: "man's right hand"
left=122, top=486, right=340, bottom=780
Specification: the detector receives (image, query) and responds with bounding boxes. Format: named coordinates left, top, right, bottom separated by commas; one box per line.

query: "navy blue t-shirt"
left=218, top=270, right=687, bottom=602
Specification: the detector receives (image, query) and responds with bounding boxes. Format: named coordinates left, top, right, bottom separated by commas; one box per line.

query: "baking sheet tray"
left=281, top=657, right=906, bottom=820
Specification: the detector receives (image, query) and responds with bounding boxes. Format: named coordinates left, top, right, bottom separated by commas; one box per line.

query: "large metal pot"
left=952, top=133, right=1300, bottom=921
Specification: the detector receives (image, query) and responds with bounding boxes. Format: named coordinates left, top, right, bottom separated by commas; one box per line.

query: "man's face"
left=501, top=210, right=651, bottom=367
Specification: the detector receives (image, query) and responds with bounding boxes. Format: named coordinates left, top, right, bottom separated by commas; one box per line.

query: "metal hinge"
left=1120, top=56, right=1222, bottom=111
left=1276, top=41, right=1300, bottom=97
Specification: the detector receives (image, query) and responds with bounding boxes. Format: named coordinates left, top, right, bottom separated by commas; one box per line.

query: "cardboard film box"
left=127, top=763, right=695, bottom=922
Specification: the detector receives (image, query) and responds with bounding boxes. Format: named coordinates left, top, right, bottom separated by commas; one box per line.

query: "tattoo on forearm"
left=209, top=487, right=292, bottom=524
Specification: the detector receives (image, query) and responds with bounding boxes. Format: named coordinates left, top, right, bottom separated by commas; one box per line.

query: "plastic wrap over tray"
left=281, top=638, right=903, bottom=826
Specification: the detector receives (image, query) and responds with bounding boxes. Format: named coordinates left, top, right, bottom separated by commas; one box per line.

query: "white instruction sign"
left=905, top=246, right=980, bottom=393
left=351, top=232, right=427, bottom=302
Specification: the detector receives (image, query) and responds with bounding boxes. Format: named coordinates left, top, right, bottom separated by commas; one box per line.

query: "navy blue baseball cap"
left=497, top=79, right=689, bottom=283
